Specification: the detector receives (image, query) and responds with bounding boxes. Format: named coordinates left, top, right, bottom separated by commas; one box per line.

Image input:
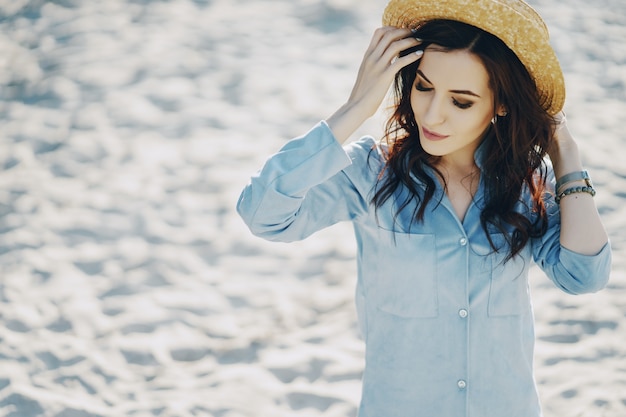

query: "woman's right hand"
left=326, top=27, right=423, bottom=143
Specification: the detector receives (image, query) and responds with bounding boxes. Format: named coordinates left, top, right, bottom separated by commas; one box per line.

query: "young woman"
left=237, top=0, right=611, bottom=415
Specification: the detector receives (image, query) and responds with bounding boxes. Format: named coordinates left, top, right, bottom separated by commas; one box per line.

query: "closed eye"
left=453, top=98, right=473, bottom=109
left=415, top=82, right=432, bottom=92
left=416, top=82, right=474, bottom=109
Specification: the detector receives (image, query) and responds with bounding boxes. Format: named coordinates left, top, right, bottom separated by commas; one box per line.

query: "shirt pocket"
left=373, top=231, right=438, bottom=318
left=487, top=233, right=530, bottom=317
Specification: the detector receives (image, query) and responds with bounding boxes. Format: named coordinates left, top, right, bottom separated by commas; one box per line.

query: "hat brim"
left=382, top=0, right=565, bottom=115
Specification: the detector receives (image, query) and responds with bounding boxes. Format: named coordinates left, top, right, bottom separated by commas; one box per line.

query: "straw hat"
left=382, top=0, right=565, bottom=115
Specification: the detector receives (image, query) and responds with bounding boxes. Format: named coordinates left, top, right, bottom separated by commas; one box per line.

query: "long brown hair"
left=373, top=20, right=556, bottom=261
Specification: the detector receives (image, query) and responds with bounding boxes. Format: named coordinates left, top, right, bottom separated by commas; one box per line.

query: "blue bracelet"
left=555, top=170, right=591, bottom=192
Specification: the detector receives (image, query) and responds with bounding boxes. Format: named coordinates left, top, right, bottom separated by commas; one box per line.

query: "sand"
left=0, top=0, right=624, bottom=416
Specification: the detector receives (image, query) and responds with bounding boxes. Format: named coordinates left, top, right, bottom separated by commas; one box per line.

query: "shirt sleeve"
left=236, top=121, right=377, bottom=242
left=531, top=173, right=612, bottom=295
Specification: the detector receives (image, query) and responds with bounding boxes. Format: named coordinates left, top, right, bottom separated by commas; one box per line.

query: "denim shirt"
left=236, top=121, right=611, bottom=417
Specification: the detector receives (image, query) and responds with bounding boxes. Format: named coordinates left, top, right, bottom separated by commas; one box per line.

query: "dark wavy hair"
left=373, top=20, right=557, bottom=261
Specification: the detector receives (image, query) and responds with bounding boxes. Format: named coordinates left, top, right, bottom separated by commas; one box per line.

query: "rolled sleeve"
left=548, top=243, right=612, bottom=294
left=533, top=199, right=612, bottom=295
left=236, top=121, right=372, bottom=242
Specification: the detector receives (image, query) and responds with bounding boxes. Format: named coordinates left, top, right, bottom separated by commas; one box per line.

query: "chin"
left=419, top=137, right=447, bottom=157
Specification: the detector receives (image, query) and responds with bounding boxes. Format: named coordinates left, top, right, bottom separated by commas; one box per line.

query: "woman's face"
left=410, top=46, right=500, bottom=166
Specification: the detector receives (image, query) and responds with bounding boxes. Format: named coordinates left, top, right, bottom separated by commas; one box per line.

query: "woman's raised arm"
left=548, top=113, right=609, bottom=255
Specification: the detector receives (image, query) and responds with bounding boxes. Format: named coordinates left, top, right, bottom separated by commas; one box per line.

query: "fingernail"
left=415, top=49, right=424, bottom=56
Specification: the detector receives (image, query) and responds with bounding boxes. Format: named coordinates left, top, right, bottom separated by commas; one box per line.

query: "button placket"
left=455, top=237, right=469, bottom=397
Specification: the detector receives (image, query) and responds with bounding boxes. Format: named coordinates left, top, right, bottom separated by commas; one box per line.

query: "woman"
left=237, top=0, right=611, bottom=416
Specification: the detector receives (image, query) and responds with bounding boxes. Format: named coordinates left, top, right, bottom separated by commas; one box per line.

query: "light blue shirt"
left=236, top=121, right=611, bottom=417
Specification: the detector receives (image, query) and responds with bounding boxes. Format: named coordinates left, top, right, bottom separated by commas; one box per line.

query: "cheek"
left=464, top=105, right=494, bottom=130
left=472, top=113, right=493, bottom=130
left=479, top=111, right=495, bottom=131
left=409, top=92, right=424, bottom=116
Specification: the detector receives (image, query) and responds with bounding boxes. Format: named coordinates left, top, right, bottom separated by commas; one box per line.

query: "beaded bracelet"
left=555, top=170, right=591, bottom=193
left=555, top=185, right=597, bottom=204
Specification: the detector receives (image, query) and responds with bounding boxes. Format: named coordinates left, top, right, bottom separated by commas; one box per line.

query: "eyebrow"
left=416, top=69, right=481, bottom=98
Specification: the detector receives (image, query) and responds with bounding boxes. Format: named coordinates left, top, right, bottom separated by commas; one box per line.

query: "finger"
left=371, top=27, right=417, bottom=58
left=389, top=36, right=423, bottom=54
left=383, top=37, right=422, bottom=65
left=364, top=27, right=397, bottom=55
left=390, top=48, right=423, bottom=70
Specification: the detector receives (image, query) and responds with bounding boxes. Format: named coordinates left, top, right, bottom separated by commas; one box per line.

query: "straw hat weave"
left=382, top=0, right=565, bottom=115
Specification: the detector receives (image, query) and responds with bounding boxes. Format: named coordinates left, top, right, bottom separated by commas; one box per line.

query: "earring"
left=492, top=111, right=508, bottom=124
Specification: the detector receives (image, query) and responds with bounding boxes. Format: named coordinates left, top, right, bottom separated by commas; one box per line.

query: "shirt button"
left=458, top=309, right=468, bottom=318
left=457, top=380, right=467, bottom=389
left=459, top=237, right=468, bottom=246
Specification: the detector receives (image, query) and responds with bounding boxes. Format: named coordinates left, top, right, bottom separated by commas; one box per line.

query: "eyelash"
left=415, top=82, right=474, bottom=110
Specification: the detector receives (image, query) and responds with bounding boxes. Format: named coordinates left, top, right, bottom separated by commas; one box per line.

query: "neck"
left=437, top=157, right=479, bottom=180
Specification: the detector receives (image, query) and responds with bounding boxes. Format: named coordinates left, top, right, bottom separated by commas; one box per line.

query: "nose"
left=422, top=94, right=446, bottom=127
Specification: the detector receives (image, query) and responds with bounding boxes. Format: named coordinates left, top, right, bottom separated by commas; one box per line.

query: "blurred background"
left=0, top=0, right=624, bottom=416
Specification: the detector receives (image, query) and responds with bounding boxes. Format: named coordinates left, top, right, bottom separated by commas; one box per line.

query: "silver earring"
left=492, top=112, right=508, bottom=124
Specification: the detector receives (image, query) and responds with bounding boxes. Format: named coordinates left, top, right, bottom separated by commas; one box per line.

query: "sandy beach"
left=0, top=0, right=624, bottom=416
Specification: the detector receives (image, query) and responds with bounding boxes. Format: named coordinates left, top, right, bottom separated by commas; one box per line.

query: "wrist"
left=550, top=137, right=583, bottom=178
left=326, top=101, right=372, bottom=144
left=555, top=170, right=592, bottom=193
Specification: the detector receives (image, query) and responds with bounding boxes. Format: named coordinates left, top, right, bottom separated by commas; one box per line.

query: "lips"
left=421, top=126, right=449, bottom=141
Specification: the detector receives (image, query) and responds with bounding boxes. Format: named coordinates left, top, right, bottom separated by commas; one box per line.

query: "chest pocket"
left=486, top=234, right=531, bottom=317
left=370, top=231, right=438, bottom=318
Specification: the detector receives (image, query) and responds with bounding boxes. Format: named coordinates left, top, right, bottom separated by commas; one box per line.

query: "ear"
left=496, top=105, right=508, bottom=117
